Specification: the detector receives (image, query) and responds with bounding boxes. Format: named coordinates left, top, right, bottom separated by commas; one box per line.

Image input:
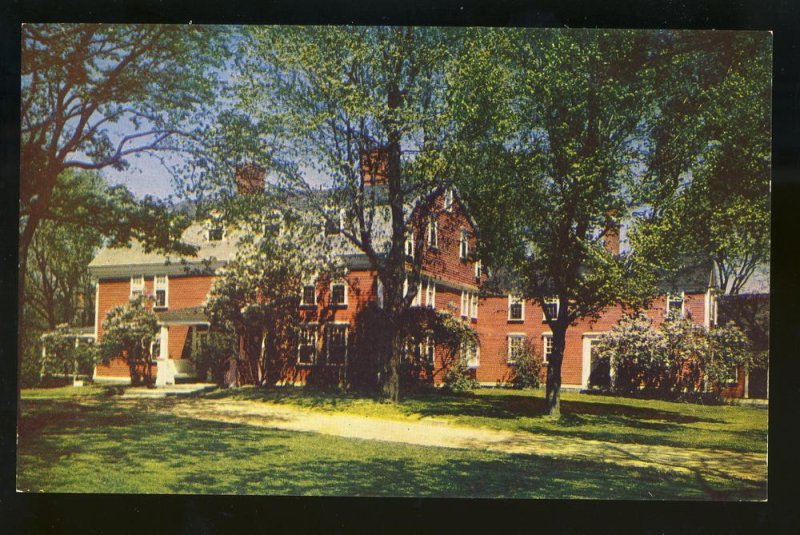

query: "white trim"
left=405, top=232, right=415, bottom=259
left=93, top=281, right=100, bottom=340
left=475, top=259, right=482, bottom=280
left=425, top=277, right=436, bottom=308
left=444, top=189, right=454, bottom=212
left=703, top=289, right=711, bottom=328
left=507, top=333, right=527, bottom=364
left=666, top=291, right=685, bottom=318
left=330, top=280, right=348, bottom=307
left=376, top=278, right=385, bottom=309
left=508, top=294, right=525, bottom=321
left=459, top=229, right=469, bottom=260
left=297, top=323, right=319, bottom=366
left=154, top=274, right=169, bottom=309
left=428, top=216, right=438, bottom=248
left=301, top=283, right=317, bottom=306
left=542, top=333, right=553, bottom=364
left=159, top=325, right=169, bottom=358
left=324, top=322, right=349, bottom=366
left=130, top=274, right=144, bottom=299
left=581, top=332, right=606, bottom=389
left=542, top=296, right=560, bottom=321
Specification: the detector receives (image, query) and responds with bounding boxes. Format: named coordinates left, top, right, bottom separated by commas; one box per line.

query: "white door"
left=581, top=334, right=605, bottom=389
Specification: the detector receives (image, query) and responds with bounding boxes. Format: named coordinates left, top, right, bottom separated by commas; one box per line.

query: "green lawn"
left=201, top=385, right=768, bottom=454
left=18, top=386, right=766, bottom=499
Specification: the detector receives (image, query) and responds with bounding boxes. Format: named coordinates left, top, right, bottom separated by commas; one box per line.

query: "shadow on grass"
left=17, top=398, right=766, bottom=500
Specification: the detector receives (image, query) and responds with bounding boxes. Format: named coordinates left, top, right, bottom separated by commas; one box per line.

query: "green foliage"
left=193, top=332, right=238, bottom=385
left=510, top=337, right=543, bottom=389
left=99, top=297, right=159, bottom=386
left=442, top=365, right=479, bottom=394
left=40, top=324, right=98, bottom=381
left=596, top=313, right=754, bottom=402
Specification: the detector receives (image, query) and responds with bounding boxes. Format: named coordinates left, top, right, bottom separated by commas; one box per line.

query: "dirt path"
left=160, top=398, right=766, bottom=484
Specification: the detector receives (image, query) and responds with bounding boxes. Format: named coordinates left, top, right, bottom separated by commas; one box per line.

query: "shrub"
left=100, top=297, right=159, bottom=386
left=442, top=364, right=479, bottom=393
left=194, top=331, right=239, bottom=385
left=40, top=324, right=98, bottom=381
left=510, top=337, right=543, bottom=389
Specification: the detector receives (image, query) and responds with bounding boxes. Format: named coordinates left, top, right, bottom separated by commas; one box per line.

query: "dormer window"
left=666, top=292, right=685, bottom=318
left=508, top=294, right=524, bottom=322
left=459, top=230, right=469, bottom=260
left=444, top=189, right=454, bottom=212
left=330, top=281, right=348, bottom=307
left=208, top=224, right=224, bottom=242
left=428, top=216, right=438, bottom=248
left=543, top=297, right=559, bottom=321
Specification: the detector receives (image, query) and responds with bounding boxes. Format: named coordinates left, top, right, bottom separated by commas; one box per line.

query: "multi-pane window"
left=459, top=230, right=469, bottom=260
left=463, top=340, right=480, bottom=368
left=475, top=260, right=482, bottom=280
left=130, top=275, right=144, bottom=299
left=470, top=292, right=478, bottom=319
left=428, top=216, right=438, bottom=248
left=543, top=297, right=559, bottom=321
left=666, top=292, right=685, bottom=318
left=301, top=284, right=316, bottom=306
left=461, top=290, right=478, bottom=319
left=405, top=232, right=415, bottom=259
left=404, top=276, right=421, bottom=307
left=330, top=282, right=347, bottom=306
left=542, top=334, right=553, bottom=363
left=154, top=274, right=168, bottom=308
left=425, top=278, right=436, bottom=308
left=424, top=336, right=435, bottom=365
left=325, top=324, right=348, bottom=366
left=507, top=335, right=526, bottom=364
left=445, top=189, right=454, bottom=212
left=297, top=324, right=318, bottom=365
left=508, top=294, right=524, bottom=321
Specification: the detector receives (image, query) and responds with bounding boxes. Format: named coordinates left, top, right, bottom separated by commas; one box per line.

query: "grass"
left=201, top=385, right=769, bottom=454
left=17, top=388, right=766, bottom=499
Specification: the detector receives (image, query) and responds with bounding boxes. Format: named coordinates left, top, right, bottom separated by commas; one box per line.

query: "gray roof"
left=655, top=259, right=717, bottom=294
left=156, top=306, right=209, bottom=325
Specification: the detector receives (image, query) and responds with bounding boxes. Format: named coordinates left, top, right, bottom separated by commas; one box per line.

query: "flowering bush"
left=100, top=296, right=159, bottom=386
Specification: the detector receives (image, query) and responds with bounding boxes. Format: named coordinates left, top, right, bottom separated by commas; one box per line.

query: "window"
left=192, top=328, right=208, bottom=357
left=475, top=260, right=482, bottom=280
left=297, top=324, right=318, bottom=365
left=376, top=278, right=385, bottom=309
left=507, top=335, right=526, bottom=364
left=444, top=189, right=454, bottom=212
left=463, top=340, right=480, bottom=368
left=428, top=216, right=438, bottom=248
left=207, top=223, right=224, bottom=241
left=425, top=336, right=435, bottom=365
left=508, top=294, right=524, bottom=321
left=301, top=284, right=316, bottom=306
left=543, top=297, right=559, bottom=321
left=542, top=334, right=553, bottom=363
left=425, top=278, right=436, bottom=308
left=459, top=230, right=469, bottom=260
left=130, top=275, right=144, bottom=299
left=461, top=290, right=478, bottom=319
left=666, top=292, right=685, bottom=318
left=325, top=324, right=348, bottom=366
left=404, top=276, right=421, bottom=307
left=405, top=232, right=415, bottom=259
left=154, top=274, right=168, bottom=309
left=330, top=282, right=347, bottom=307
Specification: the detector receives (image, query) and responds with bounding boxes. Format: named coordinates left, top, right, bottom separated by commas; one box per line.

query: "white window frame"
left=404, top=276, right=422, bottom=307
left=460, top=290, right=468, bottom=317
left=425, top=336, right=435, bottom=365
left=130, top=275, right=145, bottom=299
left=463, top=340, right=480, bottom=368
left=508, top=294, right=525, bottom=321
left=444, top=189, right=454, bottom=212
left=154, top=274, right=169, bottom=309
left=297, top=324, right=318, bottom=366
left=376, top=277, right=385, bottom=309
left=425, top=278, right=436, bottom=308
left=507, top=334, right=527, bottom=364
left=543, top=296, right=560, bottom=321
left=475, top=259, right=482, bottom=280
left=405, top=232, right=415, bottom=259
left=542, top=333, right=553, bottom=364
left=325, top=323, right=348, bottom=366
left=301, top=283, right=317, bottom=307
left=330, top=281, right=348, bottom=307
left=471, top=292, right=478, bottom=319
left=459, top=230, right=469, bottom=260
left=666, top=292, right=685, bottom=318
left=428, top=216, right=438, bottom=248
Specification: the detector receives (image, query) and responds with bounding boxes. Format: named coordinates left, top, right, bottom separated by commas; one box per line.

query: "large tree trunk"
left=545, top=323, right=568, bottom=418
left=380, top=324, right=404, bottom=402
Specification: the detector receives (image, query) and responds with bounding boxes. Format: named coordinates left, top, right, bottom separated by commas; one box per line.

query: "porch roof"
left=156, top=306, right=210, bottom=325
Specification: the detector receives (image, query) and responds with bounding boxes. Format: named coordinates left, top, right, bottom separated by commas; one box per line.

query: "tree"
left=40, top=324, right=98, bottom=384
left=99, top=296, right=159, bottom=386
left=227, top=26, right=461, bottom=401
left=450, top=29, right=664, bottom=417
left=204, top=190, right=337, bottom=386
left=20, top=23, right=228, bottom=315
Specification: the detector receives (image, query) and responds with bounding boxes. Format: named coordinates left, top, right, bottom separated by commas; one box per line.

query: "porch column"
left=159, top=325, right=169, bottom=358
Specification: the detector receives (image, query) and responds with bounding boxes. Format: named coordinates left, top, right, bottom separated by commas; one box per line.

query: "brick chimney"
left=235, top=163, right=266, bottom=195
left=602, top=213, right=620, bottom=256
left=359, top=148, right=389, bottom=187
